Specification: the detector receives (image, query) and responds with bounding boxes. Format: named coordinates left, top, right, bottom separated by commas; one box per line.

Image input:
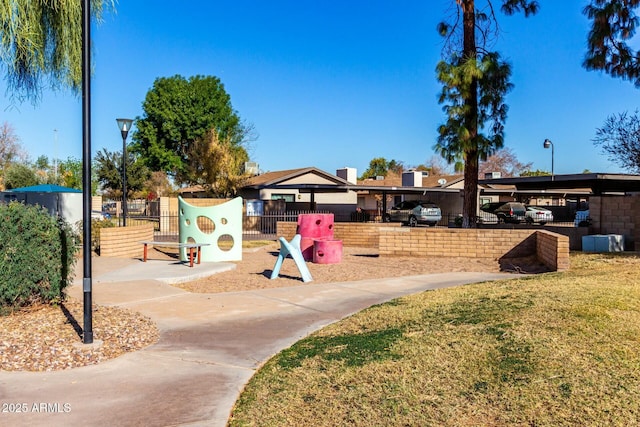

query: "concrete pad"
left=89, top=259, right=236, bottom=284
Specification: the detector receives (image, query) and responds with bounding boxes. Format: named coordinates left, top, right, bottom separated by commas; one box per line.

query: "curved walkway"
left=0, top=257, right=512, bottom=427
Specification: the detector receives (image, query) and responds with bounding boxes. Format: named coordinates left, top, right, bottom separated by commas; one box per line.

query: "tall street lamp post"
left=116, top=118, right=133, bottom=226
left=543, top=138, right=554, bottom=181
left=81, top=0, right=93, bottom=344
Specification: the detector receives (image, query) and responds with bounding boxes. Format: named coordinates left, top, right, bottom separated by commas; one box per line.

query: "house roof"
left=244, top=167, right=351, bottom=188
left=6, top=184, right=82, bottom=193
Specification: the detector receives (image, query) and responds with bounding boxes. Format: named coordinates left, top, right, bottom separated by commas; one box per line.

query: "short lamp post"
left=543, top=138, right=554, bottom=181
left=117, top=118, right=133, bottom=226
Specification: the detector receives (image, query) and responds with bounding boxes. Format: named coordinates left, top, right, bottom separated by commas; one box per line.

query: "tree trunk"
left=462, top=0, right=479, bottom=228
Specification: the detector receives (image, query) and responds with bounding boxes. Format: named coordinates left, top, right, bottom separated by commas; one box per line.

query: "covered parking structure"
left=479, top=173, right=640, bottom=223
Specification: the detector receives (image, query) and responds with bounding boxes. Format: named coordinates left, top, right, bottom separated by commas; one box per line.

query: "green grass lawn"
left=229, top=253, right=640, bottom=426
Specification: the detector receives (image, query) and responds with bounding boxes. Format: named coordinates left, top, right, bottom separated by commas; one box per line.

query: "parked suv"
left=480, top=201, right=526, bottom=224
left=384, top=200, right=442, bottom=227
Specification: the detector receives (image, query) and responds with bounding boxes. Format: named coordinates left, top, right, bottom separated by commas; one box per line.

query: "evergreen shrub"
left=0, top=202, right=80, bottom=312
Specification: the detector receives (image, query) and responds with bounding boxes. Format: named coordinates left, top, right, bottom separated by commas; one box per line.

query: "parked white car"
left=477, top=211, right=499, bottom=225
left=525, top=206, right=553, bottom=225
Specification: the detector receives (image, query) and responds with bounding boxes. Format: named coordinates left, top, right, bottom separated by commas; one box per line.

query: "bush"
left=0, top=202, right=80, bottom=312
left=76, top=217, right=116, bottom=253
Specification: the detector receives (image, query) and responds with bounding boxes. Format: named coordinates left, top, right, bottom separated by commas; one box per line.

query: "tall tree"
left=584, top=0, right=640, bottom=86
left=132, top=75, right=252, bottom=185
left=436, top=1, right=538, bottom=227
left=359, top=157, right=404, bottom=180
left=59, top=157, right=84, bottom=190
left=144, top=171, right=174, bottom=199
left=187, top=129, right=250, bottom=197
left=593, top=111, right=640, bottom=173
left=0, top=0, right=114, bottom=101
left=94, top=148, right=150, bottom=199
left=4, top=163, right=37, bottom=189
left=0, top=121, right=26, bottom=189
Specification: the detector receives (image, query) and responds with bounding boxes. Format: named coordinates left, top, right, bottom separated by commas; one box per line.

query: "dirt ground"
left=173, top=242, right=546, bottom=293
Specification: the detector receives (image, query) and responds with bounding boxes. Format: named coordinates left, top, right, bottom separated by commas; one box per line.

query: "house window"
left=480, top=197, right=491, bottom=206
left=271, top=194, right=295, bottom=202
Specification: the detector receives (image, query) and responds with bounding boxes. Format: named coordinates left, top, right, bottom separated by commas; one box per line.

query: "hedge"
left=0, top=202, right=80, bottom=313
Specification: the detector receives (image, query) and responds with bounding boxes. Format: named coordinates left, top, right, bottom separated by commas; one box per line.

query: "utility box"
left=582, top=234, right=625, bottom=252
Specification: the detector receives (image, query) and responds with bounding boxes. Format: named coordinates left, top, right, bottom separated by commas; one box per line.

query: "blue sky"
left=1, top=0, right=638, bottom=178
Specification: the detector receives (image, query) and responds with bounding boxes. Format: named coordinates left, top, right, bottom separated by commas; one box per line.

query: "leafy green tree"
left=584, top=0, right=640, bottom=86
left=593, top=111, right=640, bottom=173
left=4, top=163, right=37, bottom=189
left=0, top=0, right=114, bottom=101
left=132, top=75, right=251, bottom=185
left=359, top=157, right=404, bottom=180
left=436, top=1, right=538, bottom=227
left=59, top=157, right=84, bottom=190
left=520, top=169, right=551, bottom=177
left=33, top=155, right=56, bottom=184
left=94, top=148, right=150, bottom=199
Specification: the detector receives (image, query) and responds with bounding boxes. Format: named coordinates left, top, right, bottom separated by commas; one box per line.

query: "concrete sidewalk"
left=0, top=256, right=512, bottom=427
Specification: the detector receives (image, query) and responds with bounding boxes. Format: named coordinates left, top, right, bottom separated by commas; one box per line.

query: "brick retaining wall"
left=277, top=222, right=569, bottom=271
left=537, top=230, right=570, bottom=271
left=99, top=225, right=154, bottom=258
left=277, top=221, right=401, bottom=248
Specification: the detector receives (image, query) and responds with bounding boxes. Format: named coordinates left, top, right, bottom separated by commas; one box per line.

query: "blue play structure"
left=270, top=234, right=313, bottom=283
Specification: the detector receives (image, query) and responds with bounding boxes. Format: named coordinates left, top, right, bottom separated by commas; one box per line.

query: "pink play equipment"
left=313, top=239, right=343, bottom=264
left=297, top=213, right=342, bottom=264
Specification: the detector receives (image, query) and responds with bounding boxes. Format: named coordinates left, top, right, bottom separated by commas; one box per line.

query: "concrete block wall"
left=99, top=225, right=154, bottom=258
left=536, top=230, right=570, bottom=271
left=379, top=228, right=537, bottom=258
left=379, top=228, right=569, bottom=272
left=544, top=226, right=589, bottom=251
left=277, top=221, right=401, bottom=248
left=280, top=222, right=570, bottom=271
left=589, top=195, right=640, bottom=250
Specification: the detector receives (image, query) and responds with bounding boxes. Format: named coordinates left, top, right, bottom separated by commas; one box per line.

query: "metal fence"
left=111, top=207, right=579, bottom=242
left=118, top=210, right=332, bottom=242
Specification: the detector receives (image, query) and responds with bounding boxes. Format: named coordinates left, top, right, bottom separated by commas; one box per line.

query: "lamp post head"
left=116, top=118, right=134, bottom=140
left=543, top=138, right=552, bottom=149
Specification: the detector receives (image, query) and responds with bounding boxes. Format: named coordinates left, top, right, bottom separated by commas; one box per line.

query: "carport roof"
left=479, top=173, right=640, bottom=195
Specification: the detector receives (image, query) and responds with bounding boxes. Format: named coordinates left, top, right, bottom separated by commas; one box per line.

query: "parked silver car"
left=384, top=200, right=442, bottom=227
left=525, top=206, right=553, bottom=225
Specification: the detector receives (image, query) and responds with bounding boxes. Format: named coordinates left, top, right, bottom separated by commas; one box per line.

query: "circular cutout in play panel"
left=196, top=216, right=215, bottom=234
left=217, top=234, right=234, bottom=252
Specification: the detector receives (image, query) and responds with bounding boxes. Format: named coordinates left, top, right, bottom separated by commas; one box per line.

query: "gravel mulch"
left=0, top=300, right=159, bottom=372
